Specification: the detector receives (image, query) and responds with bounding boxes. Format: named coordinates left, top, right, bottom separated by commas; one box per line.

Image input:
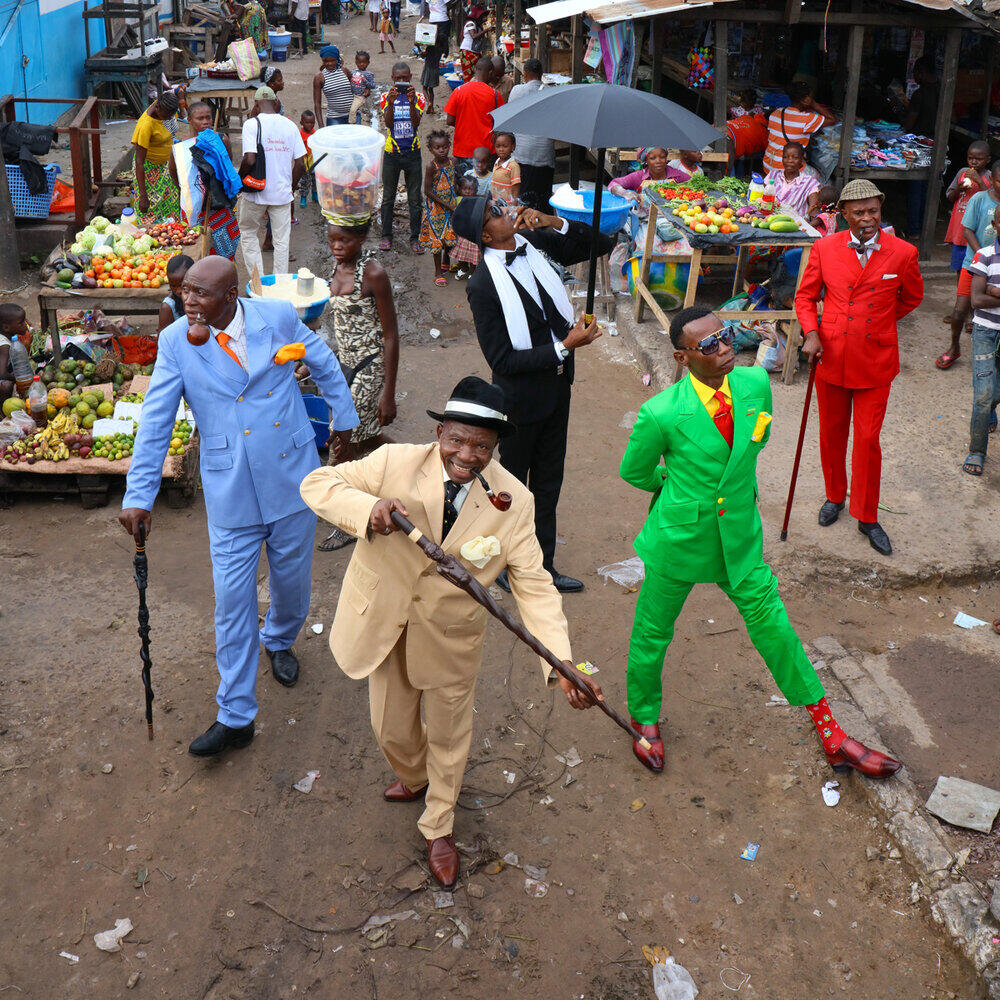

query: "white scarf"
left=483, top=235, right=574, bottom=351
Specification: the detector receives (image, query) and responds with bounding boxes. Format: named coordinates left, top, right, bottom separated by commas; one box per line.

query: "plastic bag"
left=652, top=957, right=699, bottom=1000
left=227, top=38, right=262, bottom=81
left=0, top=410, right=37, bottom=445
left=596, top=556, right=645, bottom=587
left=755, top=325, right=786, bottom=372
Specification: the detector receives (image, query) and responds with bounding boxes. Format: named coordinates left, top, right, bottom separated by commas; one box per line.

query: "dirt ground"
left=1, top=12, right=996, bottom=999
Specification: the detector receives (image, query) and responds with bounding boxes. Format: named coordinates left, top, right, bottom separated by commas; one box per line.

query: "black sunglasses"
left=688, top=327, right=734, bottom=355
left=486, top=202, right=504, bottom=219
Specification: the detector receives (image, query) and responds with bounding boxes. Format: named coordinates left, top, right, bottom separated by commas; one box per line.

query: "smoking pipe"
left=472, top=470, right=512, bottom=511
left=187, top=314, right=210, bottom=346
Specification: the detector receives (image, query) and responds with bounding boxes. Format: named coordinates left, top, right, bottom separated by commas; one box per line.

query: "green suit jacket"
left=619, top=366, right=772, bottom=587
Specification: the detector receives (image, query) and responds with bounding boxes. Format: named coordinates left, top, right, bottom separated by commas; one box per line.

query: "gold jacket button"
left=267, top=391, right=272, bottom=397
left=274, top=421, right=280, bottom=427
left=717, top=497, right=725, bottom=504
left=281, top=452, right=286, bottom=458
left=244, top=429, right=250, bottom=435
left=237, top=395, right=243, bottom=402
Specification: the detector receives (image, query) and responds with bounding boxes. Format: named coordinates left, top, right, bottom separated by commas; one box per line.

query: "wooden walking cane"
left=389, top=510, right=651, bottom=749
left=133, top=523, right=155, bottom=740
left=780, top=357, right=818, bottom=542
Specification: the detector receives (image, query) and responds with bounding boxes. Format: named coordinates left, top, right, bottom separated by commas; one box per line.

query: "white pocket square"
left=460, top=535, right=501, bottom=569
left=881, top=273, right=898, bottom=279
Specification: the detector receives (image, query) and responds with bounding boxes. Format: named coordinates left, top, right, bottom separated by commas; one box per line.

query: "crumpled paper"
left=94, top=917, right=133, bottom=952
left=460, top=535, right=501, bottom=568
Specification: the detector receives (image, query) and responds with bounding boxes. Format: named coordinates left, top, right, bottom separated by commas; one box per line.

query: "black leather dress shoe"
left=858, top=521, right=892, bottom=555
left=495, top=569, right=511, bottom=593
left=818, top=500, right=845, bottom=526
left=266, top=647, right=299, bottom=686
left=551, top=571, right=584, bottom=594
left=189, top=720, right=254, bottom=757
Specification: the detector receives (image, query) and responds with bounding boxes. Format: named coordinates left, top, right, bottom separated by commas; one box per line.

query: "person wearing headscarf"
left=608, top=147, right=690, bottom=199
left=313, top=45, right=354, bottom=125
left=131, top=91, right=182, bottom=224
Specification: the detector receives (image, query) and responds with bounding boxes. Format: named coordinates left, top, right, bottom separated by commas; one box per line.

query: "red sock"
left=805, top=697, right=846, bottom=754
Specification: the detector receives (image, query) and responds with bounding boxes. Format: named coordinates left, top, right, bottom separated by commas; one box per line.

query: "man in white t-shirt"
left=238, top=86, right=306, bottom=278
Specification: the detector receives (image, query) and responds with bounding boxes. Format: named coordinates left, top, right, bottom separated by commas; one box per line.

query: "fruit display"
left=88, top=252, right=172, bottom=290
left=670, top=197, right=742, bottom=234
left=2, top=408, right=90, bottom=464
left=145, top=222, right=201, bottom=247
left=40, top=357, right=154, bottom=392
left=92, top=433, right=135, bottom=461
left=169, top=420, right=192, bottom=455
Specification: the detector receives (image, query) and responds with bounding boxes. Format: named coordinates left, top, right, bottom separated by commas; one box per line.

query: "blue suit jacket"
left=123, top=298, right=359, bottom=528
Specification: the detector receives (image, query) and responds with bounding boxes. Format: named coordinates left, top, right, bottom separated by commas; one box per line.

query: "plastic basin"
left=549, top=186, right=631, bottom=235
left=443, top=73, right=463, bottom=90
left=268, top=31, right=291, bottom=49
left=302, top=393, right=331, bottom=450
left=245, top=273, right=330, bottom=323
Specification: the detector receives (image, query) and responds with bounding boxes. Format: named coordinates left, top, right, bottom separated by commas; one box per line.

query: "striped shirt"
left=763, top=106, right=825, bottom=173
left=322, top=67, right=354, bottom=119
left=967, top=241, right=1000, bottom=330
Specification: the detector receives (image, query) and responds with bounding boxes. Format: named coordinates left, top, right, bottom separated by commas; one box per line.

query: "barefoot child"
left=937, top=139, right=991, bottom=370
left=449, top=174, right=481, bottom=271
left=378, top=2, right=395, bottom=53
left=419, top=130, right=457, bottom=286
left=158, top=254, right=194, bottom=332
left=490, top=131, right=520, bottom=204
left=349, top=51, right=375, bottom=123
left=318, top=218, right=401, bottom=550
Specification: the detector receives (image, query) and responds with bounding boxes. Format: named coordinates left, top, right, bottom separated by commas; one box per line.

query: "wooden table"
left=184, top=77, right=259, bottom=134
left=632, top=191, right=820, bottom=385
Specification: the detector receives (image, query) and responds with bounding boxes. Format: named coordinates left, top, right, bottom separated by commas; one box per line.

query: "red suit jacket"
left=794, top=229, right=924, bottom=389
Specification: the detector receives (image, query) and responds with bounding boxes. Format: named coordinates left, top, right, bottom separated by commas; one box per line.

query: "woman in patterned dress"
left=131, top=92, right=182, bottom=225
left=419, top=130, right=457, bottom=285
left=317, top=218, right=400, bottom=550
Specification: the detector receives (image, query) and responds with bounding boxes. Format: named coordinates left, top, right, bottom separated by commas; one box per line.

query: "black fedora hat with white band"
left=427, top=376, right=515, bottom=437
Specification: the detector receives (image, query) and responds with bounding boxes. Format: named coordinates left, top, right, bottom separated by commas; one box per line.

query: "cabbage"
left=70, top=242, right=86, bottom=253
left=91, top=216, right=110, bottom=233
left=80, top=232, right=97, bottom=250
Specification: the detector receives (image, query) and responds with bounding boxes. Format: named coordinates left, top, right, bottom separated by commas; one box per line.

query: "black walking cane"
left=389, top=510, right=651, bottom=750
left=133, top=522, right=155, bottom=740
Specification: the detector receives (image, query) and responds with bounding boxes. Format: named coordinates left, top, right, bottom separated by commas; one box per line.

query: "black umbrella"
left=490, top=83, right=722, bottom=319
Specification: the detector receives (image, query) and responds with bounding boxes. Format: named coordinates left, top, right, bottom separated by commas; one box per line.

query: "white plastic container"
left=308, top=125, right=385, bottom=226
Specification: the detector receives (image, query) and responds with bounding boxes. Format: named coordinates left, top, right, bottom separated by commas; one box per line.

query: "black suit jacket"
left=466, top=220, right=616, bottom=424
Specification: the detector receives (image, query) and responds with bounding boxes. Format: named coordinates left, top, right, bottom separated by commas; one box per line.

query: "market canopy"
left=525, top=0, right=984, bottom=26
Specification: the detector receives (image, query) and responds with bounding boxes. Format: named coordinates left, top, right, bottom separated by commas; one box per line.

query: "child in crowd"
left=318, top=217, right=401, bottom=550
left=937, top=139, right=991, bottom=370
left=420, top=130, right=458, bottom=286
left=450, top=174, right=481, bottom=271
left=158, top=254, right=194, bottom=332
left=350, top=51, right=375, bottom=124
left=298, top=109, right=318, bottom=208
left=490, top=132, right=520, bottom=204
left=466, top=146, right=493, bottom=195
left=378, top=2, right=395, bottom=53
left=963, top=200, right=1000, bottom=477
left=378, top=61, right=426, bottom=252
left=668, top=149, right=703, bottom=179
left=459, top=6, right=485, bottom=80
left=0, top=304, right=29, bottom=403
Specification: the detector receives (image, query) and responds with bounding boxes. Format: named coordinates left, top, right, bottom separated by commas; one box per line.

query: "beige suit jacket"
left=300, top=443, right=572, bottom=689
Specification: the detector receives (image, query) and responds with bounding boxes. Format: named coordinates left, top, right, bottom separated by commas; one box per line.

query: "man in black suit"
left=453, top=196, right=614, bottom=593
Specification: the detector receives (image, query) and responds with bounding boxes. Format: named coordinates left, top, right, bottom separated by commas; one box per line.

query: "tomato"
left=111, top=269, right=122, bottom=279
left=151, top=277, right=161, bottom=288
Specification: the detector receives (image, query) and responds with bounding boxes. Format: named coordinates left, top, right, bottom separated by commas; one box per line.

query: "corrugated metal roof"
left=527, top=0, right=982, bottom=26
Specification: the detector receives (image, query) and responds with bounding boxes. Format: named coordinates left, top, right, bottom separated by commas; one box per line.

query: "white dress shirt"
left=210, top=301, right=248, bottom=369
left=483, top=218, right=571, bottom=361
left=442, top=463, right=472, bottom=514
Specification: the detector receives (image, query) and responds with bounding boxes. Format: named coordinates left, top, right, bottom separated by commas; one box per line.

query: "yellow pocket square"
left=460, top=535, right=501, bottom=568
left=274, top=343, right=306, bottom=365
left=751, top=412, right=772, bottom=441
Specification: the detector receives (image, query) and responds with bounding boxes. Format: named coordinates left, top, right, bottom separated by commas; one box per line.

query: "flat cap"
left=838, top=178, right=885, bottom=204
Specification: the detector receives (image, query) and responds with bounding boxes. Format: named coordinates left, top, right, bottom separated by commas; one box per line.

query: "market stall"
left=632, top=184, right=821, bottom=385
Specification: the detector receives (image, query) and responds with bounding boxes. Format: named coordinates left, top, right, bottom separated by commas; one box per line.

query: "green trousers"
left=626, top=561, right=826, bottom=724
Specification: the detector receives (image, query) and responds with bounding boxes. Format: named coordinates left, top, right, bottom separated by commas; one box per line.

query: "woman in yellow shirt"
left=131, top=91, right=181, bottom=224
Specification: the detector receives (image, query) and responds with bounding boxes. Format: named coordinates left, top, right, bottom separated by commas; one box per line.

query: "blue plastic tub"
left=268, top=30, right=292, bottom=51
left=302, top=394, right=331, bottom=451
left=549, top=187, right=630, bottom=235
left=443, top=73, right=463, bottom=91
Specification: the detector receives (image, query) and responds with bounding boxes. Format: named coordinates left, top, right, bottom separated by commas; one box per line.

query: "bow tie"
left=848, top=239, right=880, bottom=253
left=505, top=244, right=528, bottom=265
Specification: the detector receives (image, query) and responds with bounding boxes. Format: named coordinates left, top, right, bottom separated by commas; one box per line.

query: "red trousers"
left=814, top=379, right=891, bottom=524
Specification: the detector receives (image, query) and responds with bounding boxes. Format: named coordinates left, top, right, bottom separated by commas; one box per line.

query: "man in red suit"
left=795, top=180, right=923, bottom=555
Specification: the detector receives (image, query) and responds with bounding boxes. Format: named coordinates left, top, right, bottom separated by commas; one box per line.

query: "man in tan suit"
left=300, top=377, right=602, bottom=888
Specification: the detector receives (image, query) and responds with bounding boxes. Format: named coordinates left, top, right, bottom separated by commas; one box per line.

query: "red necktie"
left=713, top=390, right=733, bottom=448
left=216, top=332, right=243, bottom=369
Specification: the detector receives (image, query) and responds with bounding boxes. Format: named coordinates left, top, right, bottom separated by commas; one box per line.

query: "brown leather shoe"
left=630, top=718, right=664, bottom=773
left=826, top=736, right=901, bottom=779
left=426, top=835, right=459, bottom=889
left=383, top=779, right=427, bottom=802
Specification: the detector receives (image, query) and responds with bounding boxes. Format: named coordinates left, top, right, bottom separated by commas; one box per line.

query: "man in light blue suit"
left=119, top=258, right=359, bottom=757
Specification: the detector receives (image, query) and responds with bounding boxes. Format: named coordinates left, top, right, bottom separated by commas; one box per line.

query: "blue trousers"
left=969, top=322, right=1000, bottom=458
left=207, top=507, right=316, bottom=727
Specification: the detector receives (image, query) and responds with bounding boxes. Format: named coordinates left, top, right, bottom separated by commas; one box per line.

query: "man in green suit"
left=619, top=306, right=901, bottom=779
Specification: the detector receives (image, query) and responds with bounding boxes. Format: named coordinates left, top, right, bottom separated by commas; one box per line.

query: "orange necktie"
left=216, top=332, right=243, bottom=369
left=713, top=390, right=733, bottom=448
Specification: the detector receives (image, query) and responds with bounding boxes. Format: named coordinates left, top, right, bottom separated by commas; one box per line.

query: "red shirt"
left=726, top=113, right=767, bottom=159
left=444, top=81, right=504, bottom=157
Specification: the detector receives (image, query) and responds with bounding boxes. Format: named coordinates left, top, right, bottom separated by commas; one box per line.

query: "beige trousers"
left=368, top=631, right=477, bottom=840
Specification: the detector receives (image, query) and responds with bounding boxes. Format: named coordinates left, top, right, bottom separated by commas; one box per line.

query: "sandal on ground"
left=434, top=275, right=447, bottom=286
left=935, top=351, right=960, bottom=369
left=990, top=413, right=998, bottom=434
left=318, top=527, right=357, bottom=552
left=411, top=241, right=424, bottom=254
left=378, top=238, right=392, bottom=250
left=962, top=453, right=984, bottom=476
